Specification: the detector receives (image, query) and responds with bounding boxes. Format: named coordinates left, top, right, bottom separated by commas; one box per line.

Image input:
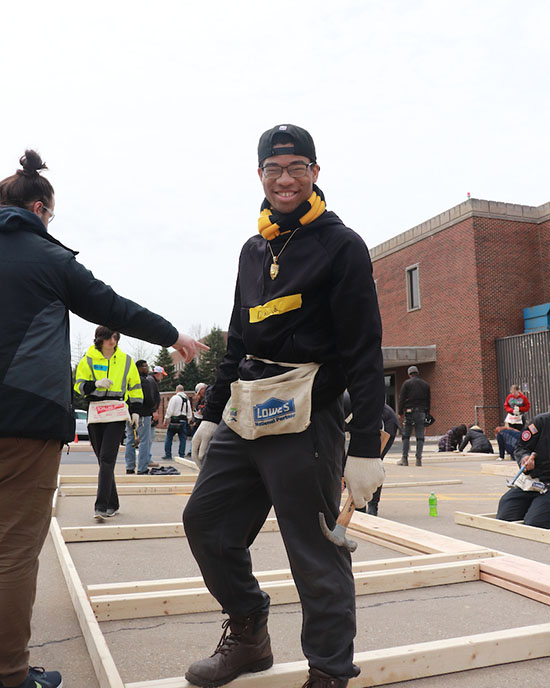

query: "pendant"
left=270, top=262, right=279, bottom=280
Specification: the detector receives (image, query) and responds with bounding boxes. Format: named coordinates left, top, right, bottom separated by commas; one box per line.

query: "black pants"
left=401, top=409, right=425, bottom=461
left=496, top=486, right=550, bottom=528
left=183, top=399, right=359, bottom=680
left=88, top=421, right=126, bottom=512
left=362, top=432, right=396, bottom=514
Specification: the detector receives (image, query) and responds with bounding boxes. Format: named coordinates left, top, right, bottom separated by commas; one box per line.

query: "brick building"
left=371, top=198, right=550, bottom=435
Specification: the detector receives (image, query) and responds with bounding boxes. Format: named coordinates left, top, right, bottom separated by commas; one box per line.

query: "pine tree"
left=178, top=358, right=201, bottom=391
left=154, top=347, right=176, bottom=391
left=198, top=327, right=226, bottom=385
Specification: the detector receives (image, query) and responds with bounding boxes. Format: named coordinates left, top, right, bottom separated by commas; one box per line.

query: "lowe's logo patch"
left=253, top=397, right=296, bottom=426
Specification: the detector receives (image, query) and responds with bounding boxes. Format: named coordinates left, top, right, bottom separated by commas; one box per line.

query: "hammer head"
left=318, top=512, right=358, bottom=552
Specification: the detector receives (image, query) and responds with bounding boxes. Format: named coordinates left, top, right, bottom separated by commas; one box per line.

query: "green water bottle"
left=429, top=492, right=438, bottom=517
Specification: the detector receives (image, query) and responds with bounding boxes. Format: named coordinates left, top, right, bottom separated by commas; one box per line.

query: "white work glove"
left=513, top=406, right=521, bottom=416
left=344, top=456, right=385, bottom=509
left=172, top=333, right=210, bottom=364
left=192, top=420, right=218, bottom=469
left=95, top=378, right=113, bottom=389
left=130, top=413, right=140, bottom=431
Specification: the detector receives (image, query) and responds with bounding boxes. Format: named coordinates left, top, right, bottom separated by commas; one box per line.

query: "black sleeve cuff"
left=348, top=431, right=381, bottom=458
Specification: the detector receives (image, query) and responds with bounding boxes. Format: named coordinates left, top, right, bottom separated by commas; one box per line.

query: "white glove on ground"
left=344, top=456, right=385, bottom=509
left=95, top=378, right=113, bottom=389
left=192, top=420, right=218, bottom=469
left=130, top=413, right=140, bottom=431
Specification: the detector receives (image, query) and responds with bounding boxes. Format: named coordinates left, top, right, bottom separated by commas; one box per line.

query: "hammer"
left=318, top=430, right=390, bottom=553
left=133, top=427, right=141, bottom=450
left=506, top=464, right=525, bottom=488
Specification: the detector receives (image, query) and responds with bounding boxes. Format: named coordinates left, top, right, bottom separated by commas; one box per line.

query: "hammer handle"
left=336, top=492, right=356, bottom=528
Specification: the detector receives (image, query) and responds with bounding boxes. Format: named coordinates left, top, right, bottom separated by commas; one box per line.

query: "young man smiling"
left=183, top=124, right=385, bottom=688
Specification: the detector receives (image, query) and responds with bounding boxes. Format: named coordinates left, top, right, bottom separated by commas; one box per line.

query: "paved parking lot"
left=31, top=438, right=550, bottom=687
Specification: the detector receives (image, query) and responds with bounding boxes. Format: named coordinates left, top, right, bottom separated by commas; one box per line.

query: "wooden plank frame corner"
left=49, top=518, right=124, bottom=688
left=455, top=510, right=550, bottom=545
left=50, top=496, right=550, bottom=687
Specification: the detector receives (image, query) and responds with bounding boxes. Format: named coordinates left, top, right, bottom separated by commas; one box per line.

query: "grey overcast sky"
left=3, top=0, right=549, bottom=362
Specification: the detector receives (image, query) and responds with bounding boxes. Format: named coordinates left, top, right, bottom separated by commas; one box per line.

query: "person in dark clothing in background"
left=125, top=360, right=157, bottom=474
left=459, top=424, right=494, bottom=453
left=0, top=150, right=206, bottom=688
left=343, top=391, right=399, bottom=516
left=366, top=404, right=400, bottom=515
left=496, top=414, right=550, bottom=528
left=495, top=425, right=521, bottom=462
left=145, top=366, right=165, bottom=466
left=398, top=365, right=431, bottom=466
left=438, top=424, right=467, bottom=452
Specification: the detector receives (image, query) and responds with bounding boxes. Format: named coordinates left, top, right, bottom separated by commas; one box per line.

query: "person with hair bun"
left=0, top=150, right=207, bottom=688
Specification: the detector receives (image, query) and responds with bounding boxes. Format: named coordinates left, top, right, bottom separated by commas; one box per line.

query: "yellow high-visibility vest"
left=74, top=345, right=143, bottom=405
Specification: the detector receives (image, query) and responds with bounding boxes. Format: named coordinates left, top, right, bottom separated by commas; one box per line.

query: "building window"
left=406, top=264, right=420, bottom=311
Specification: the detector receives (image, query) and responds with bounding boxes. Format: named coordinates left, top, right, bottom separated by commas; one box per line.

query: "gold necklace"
left=267, top=227, right=300, bottom=280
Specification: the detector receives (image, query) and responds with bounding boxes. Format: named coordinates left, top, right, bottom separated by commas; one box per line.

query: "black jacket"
left=146, top=374, right=161, bottom=414
left=342, top=391, right=400, bottom=438
left=203, top=210, right=384, bottom=458
left=398, top=376, right=431, bottom=415
left=0, top=206, right=178, bottom=443
left=459, top=426, right=494, bottom=453
left=514, top=413, right=550, bottom=482
left=140, top=374, right=158, bottom=417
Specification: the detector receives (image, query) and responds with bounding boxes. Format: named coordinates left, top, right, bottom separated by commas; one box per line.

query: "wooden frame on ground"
left=50, top=480, right=550, bottom=688
left=455, top=510, right=550, bottom=544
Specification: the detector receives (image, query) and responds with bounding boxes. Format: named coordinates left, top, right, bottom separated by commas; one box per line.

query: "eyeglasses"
left=260, top=161, right=315, bottom=180
left=42, top=204, right=55, bottom=223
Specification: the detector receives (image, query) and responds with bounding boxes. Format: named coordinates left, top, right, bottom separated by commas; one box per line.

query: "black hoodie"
left=203, top=210, right=384, bottom=458
left=0, top=206, right=178, bottom=443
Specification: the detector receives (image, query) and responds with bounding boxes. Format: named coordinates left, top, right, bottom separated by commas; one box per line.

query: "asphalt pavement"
left=31, top=435, right=550, bottom=687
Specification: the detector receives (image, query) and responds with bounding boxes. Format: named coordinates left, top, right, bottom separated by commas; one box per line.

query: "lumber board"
left=455, top=511, right=550, bottom=544
left=350, top=530, right=427, bottom=555
left=62, top=517, right=280, bottom=543
left=51, top=474, right=61, bottom=516
left=480, top=555, right=550, bottom=605
left=173, top=457, right=199, bottom=471
left=480, top=462, right=518, bottom=476
left=125, top=622, right=550, bottom=688
left=382, top=479, right=462, bottom=488
left=88, top=550, right=497, bottom=597
left=59, top=474, right=197, bottom=484
left=349, top=512, right=489, bottom=554
left=480, top=573, right=550, bottom=606
left=90, top=561, right=480, bottom=621
left=60, top=484, right=195, bottom=496
left=49, top=518, right=124, bottom=688
left=387, top=452, right=496, bottom=464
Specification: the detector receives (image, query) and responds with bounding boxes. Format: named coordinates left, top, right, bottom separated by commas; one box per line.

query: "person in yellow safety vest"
left=74, top=326, right=143, bottom=521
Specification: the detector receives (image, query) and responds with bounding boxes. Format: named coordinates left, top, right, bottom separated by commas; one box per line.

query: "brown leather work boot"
left=185, top=612, right=273, bottom=687
left=301, top=667, right=349, bottom=687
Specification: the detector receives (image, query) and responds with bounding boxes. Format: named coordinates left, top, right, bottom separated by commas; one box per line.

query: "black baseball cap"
left=258, top=124, right=316, bottom=165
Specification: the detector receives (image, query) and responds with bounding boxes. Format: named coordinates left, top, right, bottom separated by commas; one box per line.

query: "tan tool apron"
left=88, top=399, right=130, bottom=424
left=222, top=357, right=321, bottom=440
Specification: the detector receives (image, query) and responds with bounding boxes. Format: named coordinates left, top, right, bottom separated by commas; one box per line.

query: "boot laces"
left=213, top=618, right=244, bottom=657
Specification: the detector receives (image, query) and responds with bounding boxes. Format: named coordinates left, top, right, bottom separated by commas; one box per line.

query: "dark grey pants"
left=401, top=409, right=426, bottom=461
left=183, top=398, right=359, bottom=680
left=497, top=486, right=550, bottom=528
